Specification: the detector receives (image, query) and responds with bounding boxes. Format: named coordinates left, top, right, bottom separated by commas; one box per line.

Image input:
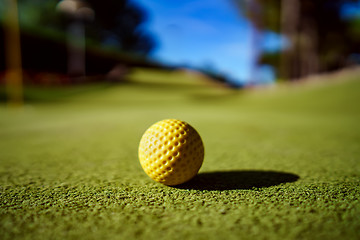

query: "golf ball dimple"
left=138, top=119, right=204, bottom=186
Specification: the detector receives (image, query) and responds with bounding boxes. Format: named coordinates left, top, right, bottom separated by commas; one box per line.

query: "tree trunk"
left=4, top=0, right=23, bottom=106
left=280, top=0, right=300, bottom=80
left=299, top=18, right=319, bottom=77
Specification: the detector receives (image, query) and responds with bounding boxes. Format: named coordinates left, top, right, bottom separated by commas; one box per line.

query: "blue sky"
left=132, top=0, right=263, bottom=84
left=130, top=0, right=360, bottom=85
left=342, top=1, right=360, bottom=19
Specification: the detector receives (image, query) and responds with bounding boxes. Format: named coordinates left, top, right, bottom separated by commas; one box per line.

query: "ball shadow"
left=176, top=170, right=300, bottom=190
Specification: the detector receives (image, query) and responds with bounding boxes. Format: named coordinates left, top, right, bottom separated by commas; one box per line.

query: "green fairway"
left=1, top=69, right=360, bottom=240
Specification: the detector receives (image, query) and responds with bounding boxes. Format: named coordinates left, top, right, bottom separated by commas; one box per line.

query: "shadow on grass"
left=176, top=170, right=300, bottom=190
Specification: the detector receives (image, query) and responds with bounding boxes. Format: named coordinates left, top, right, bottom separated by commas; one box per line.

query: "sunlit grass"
left=0, top=68, right=360, bottom=240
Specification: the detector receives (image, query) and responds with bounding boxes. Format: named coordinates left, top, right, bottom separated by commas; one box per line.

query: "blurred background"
left=1, top=0, right=360, bottom=104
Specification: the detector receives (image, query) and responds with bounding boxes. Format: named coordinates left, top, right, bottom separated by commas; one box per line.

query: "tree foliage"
left=235, top=0, right=360, bottom=80
left=1, top=0, right=156, bottom=56
left=85, top=0, right=156, bottom=55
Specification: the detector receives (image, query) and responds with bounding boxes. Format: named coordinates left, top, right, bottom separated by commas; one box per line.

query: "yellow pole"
left=4, top=0, right=23, bottom=107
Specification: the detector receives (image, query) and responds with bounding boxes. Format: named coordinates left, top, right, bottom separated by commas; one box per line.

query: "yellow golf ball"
left=138, top=119, right=204, bottom=186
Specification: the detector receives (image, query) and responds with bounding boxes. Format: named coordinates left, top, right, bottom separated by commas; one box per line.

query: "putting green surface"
left=1, top=69, right=360, bottom=240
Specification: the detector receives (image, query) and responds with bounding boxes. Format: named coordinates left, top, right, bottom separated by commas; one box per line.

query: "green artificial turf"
left=1, top=69, right=360, bottom=240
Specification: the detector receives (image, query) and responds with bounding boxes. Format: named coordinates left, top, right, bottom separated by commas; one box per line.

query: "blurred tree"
left=0, top=0, right=158, bottom=79
left=84, top=0, right=156, bottom=55
left=3, top=0, right=23, bottom=106
left=0, top=0, right=156, bottom=55
left=234, top=0, right=360, bottom=81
